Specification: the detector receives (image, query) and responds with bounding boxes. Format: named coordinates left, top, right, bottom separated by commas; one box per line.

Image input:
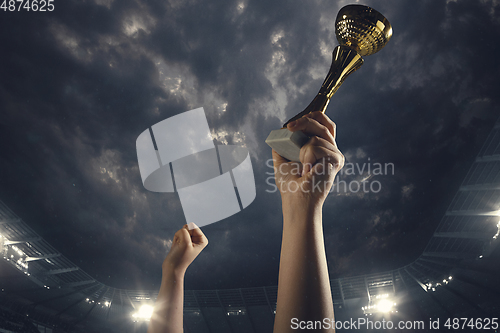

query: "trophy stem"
left=282, top=45, right=364, bottom=128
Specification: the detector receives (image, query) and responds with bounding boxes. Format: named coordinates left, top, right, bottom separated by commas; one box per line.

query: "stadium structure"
left=1, top=119, right=499, bottom=332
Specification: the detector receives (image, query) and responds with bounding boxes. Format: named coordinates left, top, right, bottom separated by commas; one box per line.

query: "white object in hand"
left=265, top=128, right=310, bottom=162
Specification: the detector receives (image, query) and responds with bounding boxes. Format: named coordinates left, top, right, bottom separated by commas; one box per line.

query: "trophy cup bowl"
left=266, top=4, right=392, bottom=161
left=335, top=4, right=393, bottom=57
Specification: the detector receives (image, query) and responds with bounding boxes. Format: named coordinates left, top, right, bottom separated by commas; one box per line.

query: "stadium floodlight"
left=362, top=294, right=398, bottom=315
left=132, top=304, right=154, bottom=322
left=11, top=245, right=25, bottom=257
left=377, top=299, right=394, bottom=313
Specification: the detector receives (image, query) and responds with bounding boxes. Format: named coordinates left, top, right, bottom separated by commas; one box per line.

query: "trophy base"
left=265, top=128, right=310, bottom=162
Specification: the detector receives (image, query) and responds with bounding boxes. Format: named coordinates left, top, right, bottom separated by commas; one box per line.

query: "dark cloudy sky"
left=1, top=0, right=499, bottom=291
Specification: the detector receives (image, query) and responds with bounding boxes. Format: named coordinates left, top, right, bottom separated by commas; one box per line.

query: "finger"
left=172, top=233, right=180, bottom=244
left=301, top=146, right=342, bottom=176
left=174, top=227, right=187, bottom=243
left=300, top=137, right=344, bottom=175
left=311, top=155, right=343, bottom=177
left=186, top=223, right=209, bottom=246
left=178, top=226, right=192, bottom=245
left=273, top=149, right=302, bottom=178
left=303, top=111, right=336, bottom=140
left=300, top=136, right=337, bottom=174
left=189, top=224, right=207, bottom=241
left=287, top=116, right=335, bottom=146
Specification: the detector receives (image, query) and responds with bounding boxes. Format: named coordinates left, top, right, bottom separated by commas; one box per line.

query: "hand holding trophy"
left=266, top=4, right=393, bottom=161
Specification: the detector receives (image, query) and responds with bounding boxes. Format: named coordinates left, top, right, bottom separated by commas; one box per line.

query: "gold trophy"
left=266, top=4, right=393, bottom=161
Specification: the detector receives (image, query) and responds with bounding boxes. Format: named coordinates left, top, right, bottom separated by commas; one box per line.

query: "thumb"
left=272, top=149, right=288, bottom=167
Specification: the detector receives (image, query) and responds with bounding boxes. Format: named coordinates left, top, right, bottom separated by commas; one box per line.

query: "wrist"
left=282, top=197, right=323, bottom=226
left=279, top=183, right=327, bottom=209
left=162, top=261, right=187, bottom=280
left=281, top=193, right=323, bottom=212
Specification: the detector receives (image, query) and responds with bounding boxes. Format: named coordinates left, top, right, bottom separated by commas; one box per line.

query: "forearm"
left=274, top=199, right=335, bottom=332
left=148, top=268, right=185, bottom=333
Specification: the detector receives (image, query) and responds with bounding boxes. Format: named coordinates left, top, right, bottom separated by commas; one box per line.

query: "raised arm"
left=273, top=112, right=344, bottom=333
left=148, top=223, right=208, bottom=333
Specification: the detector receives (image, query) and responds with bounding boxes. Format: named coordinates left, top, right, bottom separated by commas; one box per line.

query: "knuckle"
left=325, top=122, right=336, bottom=135
left=299, top=116, right=309, bottom=123
left=310, top=111, right=321, bottom=119
left=300, top=146, right=314, bottom=162
left=309, top=136, right=320, bottom=145
left=321, top=126, right=330, bottom=137
left=328, top=152, right=344, bottom=170
left=300, top=143, right=310, bottom=157
left=338, top=153, right=345, bottom=168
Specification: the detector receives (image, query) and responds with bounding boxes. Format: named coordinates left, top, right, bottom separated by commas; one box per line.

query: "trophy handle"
left=282, top=45, right=364, bottom=128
